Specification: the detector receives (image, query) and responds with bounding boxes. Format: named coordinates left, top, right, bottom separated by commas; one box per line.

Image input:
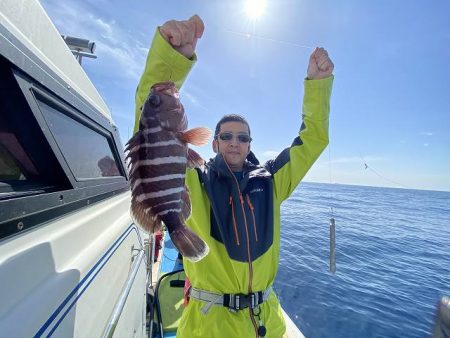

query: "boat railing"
left=102, top=249, right=146, bottom=338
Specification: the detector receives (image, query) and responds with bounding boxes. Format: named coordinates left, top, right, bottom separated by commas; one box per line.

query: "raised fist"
left=160, top=15, right=204, bottom=59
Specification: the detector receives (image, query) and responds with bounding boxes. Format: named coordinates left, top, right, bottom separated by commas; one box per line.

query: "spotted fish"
left=125, top=82, right=210, bottom=262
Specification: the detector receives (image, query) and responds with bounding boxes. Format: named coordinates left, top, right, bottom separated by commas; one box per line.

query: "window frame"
left=30, top=84, right=126, bottom=187
left=0, top=57, right=130, bottom=241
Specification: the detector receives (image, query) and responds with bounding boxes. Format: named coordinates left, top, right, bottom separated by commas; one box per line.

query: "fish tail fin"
left=170, top=225, right=209, bottom=262
left=179, top=127, right=211, bottom=146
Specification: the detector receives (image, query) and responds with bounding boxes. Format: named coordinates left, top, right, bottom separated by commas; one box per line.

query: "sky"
left=39, top=0, right=450, bottom=192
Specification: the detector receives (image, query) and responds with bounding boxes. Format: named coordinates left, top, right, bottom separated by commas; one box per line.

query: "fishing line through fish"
left=207, top=22, right=316, bottom=51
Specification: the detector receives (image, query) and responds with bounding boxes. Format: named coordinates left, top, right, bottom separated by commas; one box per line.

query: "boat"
left=0, top=1, right=304, bottom=336
left=0, top=0, right=146, bottom=336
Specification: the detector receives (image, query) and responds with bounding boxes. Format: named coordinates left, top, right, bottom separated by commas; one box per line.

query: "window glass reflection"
left=38, top=101, right=121, bottom=179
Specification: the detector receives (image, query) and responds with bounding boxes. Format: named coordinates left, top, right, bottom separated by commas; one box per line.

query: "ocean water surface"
left=275, top=182, right=450, bottom=338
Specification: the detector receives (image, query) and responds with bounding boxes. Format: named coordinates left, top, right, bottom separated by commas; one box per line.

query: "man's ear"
left=212, top=139, right=218, bottom=153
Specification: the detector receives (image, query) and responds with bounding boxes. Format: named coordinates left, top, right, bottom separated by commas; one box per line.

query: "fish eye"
left=148, top=94, right=161, bottom=107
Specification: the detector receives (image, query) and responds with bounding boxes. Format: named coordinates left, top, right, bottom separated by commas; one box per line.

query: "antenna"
left=61, top=35, right=97, bottom=65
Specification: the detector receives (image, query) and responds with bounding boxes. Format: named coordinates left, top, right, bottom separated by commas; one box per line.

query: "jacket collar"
left=207, top=154, right=271, bottom=179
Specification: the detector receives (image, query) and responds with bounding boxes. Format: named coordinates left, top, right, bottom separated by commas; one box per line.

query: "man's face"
left=214, top=121, right=251, bottom=171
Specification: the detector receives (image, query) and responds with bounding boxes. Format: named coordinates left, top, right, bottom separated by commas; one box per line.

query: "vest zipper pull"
left=258, top=320, right=266, bottom=337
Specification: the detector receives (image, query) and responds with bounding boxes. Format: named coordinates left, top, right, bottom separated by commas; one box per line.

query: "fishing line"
left=208, top=21, right=316, bottom=51
left=220, top=28, right=315, bottom=50
left=365, top=165, right=411, bottom=189
left=357, top=150, right=413, bottom=190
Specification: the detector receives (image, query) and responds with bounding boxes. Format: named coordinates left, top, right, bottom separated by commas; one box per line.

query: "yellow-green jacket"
left=135, top=29, right=333, bottom=338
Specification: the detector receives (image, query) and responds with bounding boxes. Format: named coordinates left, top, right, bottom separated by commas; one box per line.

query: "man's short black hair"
left=214, top=114, right=251, bottom=139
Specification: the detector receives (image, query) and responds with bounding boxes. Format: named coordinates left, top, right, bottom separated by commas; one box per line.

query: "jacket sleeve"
left=265, top=76, right=333, bottom=202
left=134, top=28, right=196, bottom=133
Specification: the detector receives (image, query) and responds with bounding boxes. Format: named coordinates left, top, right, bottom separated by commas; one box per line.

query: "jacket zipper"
left=236, top=191, right=258, bottom=338
left=238, top=193, right=259, bottom=337
left=223, top=162, right=259, bottom=337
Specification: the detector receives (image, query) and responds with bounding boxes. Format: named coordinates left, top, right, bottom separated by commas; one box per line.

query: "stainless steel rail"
left=102, top=250, right=146, bottom=338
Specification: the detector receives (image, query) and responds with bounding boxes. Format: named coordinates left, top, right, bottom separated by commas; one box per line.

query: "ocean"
left=275, top=182, right=450, bottom=338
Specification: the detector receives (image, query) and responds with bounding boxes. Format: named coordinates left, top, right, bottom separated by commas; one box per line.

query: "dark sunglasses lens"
left=219, top=133, right=233, bottom=141
left=238, top=135, right=250, bottom=143
left=218, top=133, right=251, bottom=143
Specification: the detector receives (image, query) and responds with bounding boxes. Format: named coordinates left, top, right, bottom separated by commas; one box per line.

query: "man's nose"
left=228, top=137, right=239, bottom=146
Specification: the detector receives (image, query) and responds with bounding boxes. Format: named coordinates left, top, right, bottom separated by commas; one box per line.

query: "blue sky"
left=40, top=0, right=450, bottom=192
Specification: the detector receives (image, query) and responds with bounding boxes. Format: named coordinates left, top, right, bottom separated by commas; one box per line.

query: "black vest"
left=196, top=154, right=274, bottom=262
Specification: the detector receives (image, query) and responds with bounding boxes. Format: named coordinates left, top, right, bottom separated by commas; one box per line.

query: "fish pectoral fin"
left=179, top=127, right=211, bottom=146
left=187, top=148, right=205, bottom=168
left=131, top=198, right=161, bottom=233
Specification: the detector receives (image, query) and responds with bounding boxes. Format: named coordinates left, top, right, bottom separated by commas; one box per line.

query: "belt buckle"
left=228, top=293, right=244, bottom=312
left=250, top=293, right=256, bottom=309
left=227, top=293, right=258, bottom=312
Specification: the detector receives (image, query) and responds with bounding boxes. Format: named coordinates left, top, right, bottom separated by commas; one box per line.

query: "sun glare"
left=245, top=0, right=267, bottom=20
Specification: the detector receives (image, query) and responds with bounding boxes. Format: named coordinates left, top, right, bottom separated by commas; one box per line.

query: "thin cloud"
left=419, top=131, right=434, bottom=136
left=41, top=0, right=146, bottom=80
left=93, top=17, right=114, bottom=38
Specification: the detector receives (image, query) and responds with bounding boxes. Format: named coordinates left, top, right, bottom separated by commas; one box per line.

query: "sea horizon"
left=303, top=180, right=450, bottom=194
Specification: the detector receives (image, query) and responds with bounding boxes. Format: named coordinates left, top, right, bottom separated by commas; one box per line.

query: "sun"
left=245, top=0, right=267, bottom=20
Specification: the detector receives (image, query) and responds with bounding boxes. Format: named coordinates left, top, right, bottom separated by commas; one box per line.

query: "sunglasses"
left=216, top=132, right=252, bottom=143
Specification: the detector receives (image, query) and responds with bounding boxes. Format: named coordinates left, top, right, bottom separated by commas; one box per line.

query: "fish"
left=125, top=82, right=210, bottom=262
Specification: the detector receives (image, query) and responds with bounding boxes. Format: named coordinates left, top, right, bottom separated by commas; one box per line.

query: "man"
left=134, top=15, right=333, bottom=338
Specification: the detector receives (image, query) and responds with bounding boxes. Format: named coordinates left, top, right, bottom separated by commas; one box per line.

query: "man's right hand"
left=160, top=15, right=204, bottom=59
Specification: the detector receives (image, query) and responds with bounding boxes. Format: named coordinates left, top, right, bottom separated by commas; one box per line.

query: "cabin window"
left=0, top=53, right=128, bottom=239
left=37, top=100, right=121, bottom=180
left=0, top=72, right=62, bottom=202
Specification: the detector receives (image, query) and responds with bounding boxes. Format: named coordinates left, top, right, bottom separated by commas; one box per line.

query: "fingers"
left=309, top=47, right=319, bottom=62
left=189, top=14, right=204, bottom=39
left=160, top=20, right=180, bottom=46
left=160, top=15, right=204, bottom=47
left=312, top=47, right=333, bottom=71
